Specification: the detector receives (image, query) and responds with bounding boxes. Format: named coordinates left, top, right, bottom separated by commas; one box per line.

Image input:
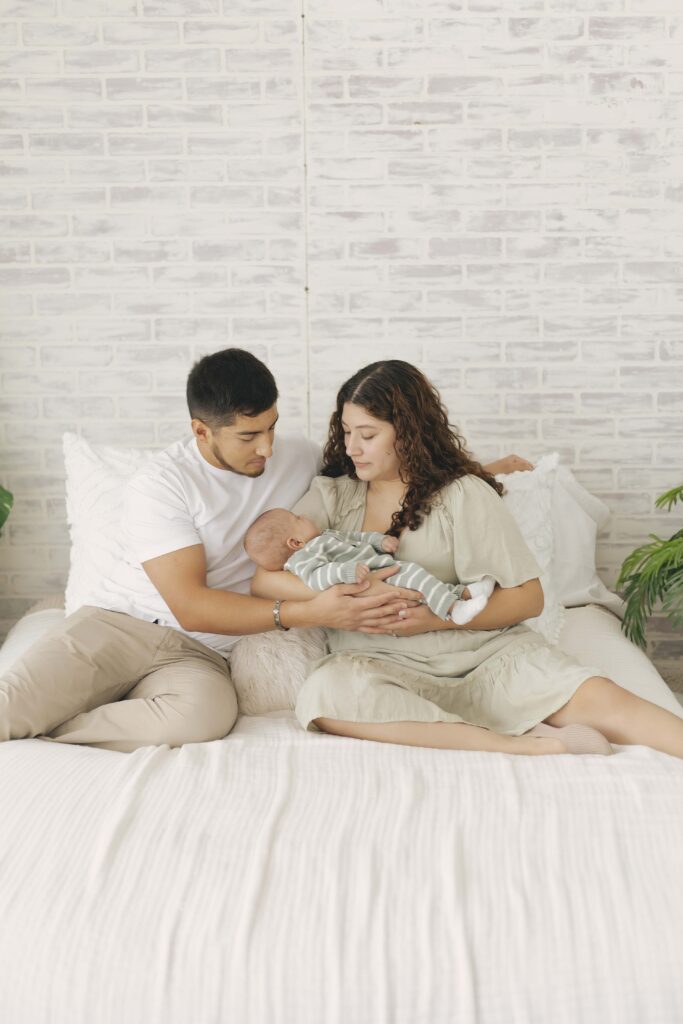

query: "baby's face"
left=290, top=513, right=319, bottom=544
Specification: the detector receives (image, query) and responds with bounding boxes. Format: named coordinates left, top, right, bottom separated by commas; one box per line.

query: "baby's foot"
left=355, top=562, right=370, bottom=582
left=467, top=576, right=495, bottom=600
left=449, top=594, right=487, bottom=625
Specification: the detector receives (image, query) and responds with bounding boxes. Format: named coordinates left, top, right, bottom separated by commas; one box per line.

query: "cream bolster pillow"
left=1, top=606, right=681, bottom=722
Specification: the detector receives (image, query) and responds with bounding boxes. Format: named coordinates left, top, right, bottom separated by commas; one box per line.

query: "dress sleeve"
left=289, top=475, right=337, bottom=531
left=447, top=475, right=541, bottom=589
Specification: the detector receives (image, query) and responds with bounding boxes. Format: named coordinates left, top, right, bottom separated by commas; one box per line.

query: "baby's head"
left=244, top=508, right=320, bottom=571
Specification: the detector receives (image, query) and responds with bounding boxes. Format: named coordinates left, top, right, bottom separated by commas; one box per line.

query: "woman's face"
left=341, top=402, right=402, bottom=483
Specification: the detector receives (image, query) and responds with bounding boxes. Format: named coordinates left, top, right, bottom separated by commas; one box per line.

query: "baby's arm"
left=327, top=528, right=394, bottom=555
left=285, top=539, right=367, bottom=590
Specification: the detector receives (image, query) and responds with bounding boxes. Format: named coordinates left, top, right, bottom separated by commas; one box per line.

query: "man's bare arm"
left=142, top=545, right=416, bottom=635
left=482, top=454, right=534, bottom=475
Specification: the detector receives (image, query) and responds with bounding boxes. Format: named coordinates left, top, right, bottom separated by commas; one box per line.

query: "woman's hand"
left=483, top=453, right=533, bottom=475
left=361, top=579, right=544, bottom=635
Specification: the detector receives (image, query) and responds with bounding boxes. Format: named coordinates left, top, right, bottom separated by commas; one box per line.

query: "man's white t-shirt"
left=97, top=433, right=322, bottom=656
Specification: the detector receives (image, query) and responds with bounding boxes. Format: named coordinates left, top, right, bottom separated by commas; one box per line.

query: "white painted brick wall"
left=0, top=0, right=682, bottom=686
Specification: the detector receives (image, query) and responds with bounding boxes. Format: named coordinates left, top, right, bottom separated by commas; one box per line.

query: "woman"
left=253, top=361, right=683, bottom=758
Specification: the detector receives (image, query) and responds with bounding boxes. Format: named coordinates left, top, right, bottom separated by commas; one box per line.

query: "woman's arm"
left=362, top=578, right=544, bottom=636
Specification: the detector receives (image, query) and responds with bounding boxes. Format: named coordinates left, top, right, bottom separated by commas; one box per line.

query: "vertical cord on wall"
left=300, top=1, right=312, bottom=438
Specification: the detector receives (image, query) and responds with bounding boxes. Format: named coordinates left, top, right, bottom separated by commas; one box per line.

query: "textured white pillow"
left=63, top=433, right=152, bottom=616
left=230, top=627, right=327, bottom=715
left=497, top=453, right=565, bottom=645
left=551, top=466, right=625, bottom=617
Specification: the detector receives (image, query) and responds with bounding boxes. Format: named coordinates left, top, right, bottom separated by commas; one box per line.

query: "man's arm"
left=142, top=544, right=419, bottom=635
left=482, top=454, right=533, bottom=475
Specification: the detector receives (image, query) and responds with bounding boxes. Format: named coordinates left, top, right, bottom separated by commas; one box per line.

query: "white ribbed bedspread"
left=1, top=713, right=683, bottom=1024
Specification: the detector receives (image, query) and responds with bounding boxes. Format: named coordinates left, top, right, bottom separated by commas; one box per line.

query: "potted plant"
left=617, top=484, right=683, bottom=649
left=0, top=485, right=12, bottom=534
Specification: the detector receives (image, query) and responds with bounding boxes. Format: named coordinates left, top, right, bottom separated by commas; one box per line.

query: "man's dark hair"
left=186, top=348, right=278, bottom=428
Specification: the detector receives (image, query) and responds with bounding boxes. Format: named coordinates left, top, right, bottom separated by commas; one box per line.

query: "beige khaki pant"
left=0, top=606, right=238, bottom=753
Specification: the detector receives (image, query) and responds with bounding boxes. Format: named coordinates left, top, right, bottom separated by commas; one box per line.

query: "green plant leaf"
left=0, top=484, right=13, bottom=532
left=617, top=494, right=683, bottom=647
left=655, top=484, right=683, bottom=512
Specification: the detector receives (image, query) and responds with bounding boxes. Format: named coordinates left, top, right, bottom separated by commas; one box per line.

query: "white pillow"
left=497, top=453, right=565, bottom=645
left=0, top=608, right=66, bottom=675
left=551, top=466, right=625, bottom=617
left=63, top=433, right=151, bottom=617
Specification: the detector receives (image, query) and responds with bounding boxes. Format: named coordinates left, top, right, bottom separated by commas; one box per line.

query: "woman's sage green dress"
left=290, top=473, right=601, bottom=736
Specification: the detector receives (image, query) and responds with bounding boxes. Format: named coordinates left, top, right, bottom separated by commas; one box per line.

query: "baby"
left=244, top=508, right=495, bottom=626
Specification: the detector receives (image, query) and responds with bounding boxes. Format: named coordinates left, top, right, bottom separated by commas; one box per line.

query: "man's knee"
left=166, top=685, right=238, bottom=747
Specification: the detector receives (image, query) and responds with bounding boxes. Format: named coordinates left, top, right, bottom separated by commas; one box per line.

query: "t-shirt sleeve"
left=289, top=476, right=336, bottom=532
left=448, top=475, right=541, bottom=588
left=122, top=472, right=201, bottom=565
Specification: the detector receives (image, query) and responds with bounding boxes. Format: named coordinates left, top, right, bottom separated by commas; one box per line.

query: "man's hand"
left=361, top=565, right=423, bottom=603
left=484, top=453, right=534, bottom=475
left=307, top=580, right=412, bottom=632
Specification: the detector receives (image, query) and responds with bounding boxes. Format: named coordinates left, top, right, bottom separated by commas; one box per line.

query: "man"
left=0, top=348, right=529, bottom=753
left=0, top=349, right=417, bottom=752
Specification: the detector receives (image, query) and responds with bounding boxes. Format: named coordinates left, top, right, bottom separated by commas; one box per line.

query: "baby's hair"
left=244, top=507, right=297, bottom=571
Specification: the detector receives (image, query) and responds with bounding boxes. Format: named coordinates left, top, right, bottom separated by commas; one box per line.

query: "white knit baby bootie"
left=467, top=576, right=496, bottom=600
left=449, top=594, right=487, bottom=625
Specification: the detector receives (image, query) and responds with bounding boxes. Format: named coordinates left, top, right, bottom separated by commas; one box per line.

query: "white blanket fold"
left=1, top=713, right=683, bottom=1024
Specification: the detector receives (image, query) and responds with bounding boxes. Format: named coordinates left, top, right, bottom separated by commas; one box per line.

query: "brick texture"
left=0, top=1, right=682, bottom=686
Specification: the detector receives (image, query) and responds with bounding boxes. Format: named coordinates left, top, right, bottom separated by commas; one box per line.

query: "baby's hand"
left=381, top=535, right=399, bottom=554
left=461, top=587, right=471, bottom=600
left=355, top=562, right=371, bottom=582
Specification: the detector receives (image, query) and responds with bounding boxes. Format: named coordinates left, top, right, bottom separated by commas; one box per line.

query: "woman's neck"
left=366, top=477, right=407, bottom=502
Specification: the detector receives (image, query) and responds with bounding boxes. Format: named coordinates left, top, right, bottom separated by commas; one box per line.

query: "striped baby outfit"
left=284, top=528, right=468, bottom=621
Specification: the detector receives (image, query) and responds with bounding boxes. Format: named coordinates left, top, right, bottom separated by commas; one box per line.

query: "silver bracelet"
left=273, top=599, right=289, bottom=632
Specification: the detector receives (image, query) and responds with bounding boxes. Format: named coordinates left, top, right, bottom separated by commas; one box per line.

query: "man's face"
left=193, top=405, right=279, bottom=477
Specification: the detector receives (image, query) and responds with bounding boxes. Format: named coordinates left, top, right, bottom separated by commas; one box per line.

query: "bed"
left=1, top=439, right=682, bottom=1023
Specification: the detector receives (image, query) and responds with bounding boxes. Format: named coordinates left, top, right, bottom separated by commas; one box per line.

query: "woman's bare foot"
left=526, top=722, right=614, bottom=756
left=513, top=735, right=567, bottom=755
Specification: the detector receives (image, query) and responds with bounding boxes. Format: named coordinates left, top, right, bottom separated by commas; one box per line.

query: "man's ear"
left=286, top=537, right=303, bottom=551
left=191, top=417, right=211, bottom=443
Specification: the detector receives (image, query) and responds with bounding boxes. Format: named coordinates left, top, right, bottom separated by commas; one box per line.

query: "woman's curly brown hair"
left=321, top=360, right=504, bottom=538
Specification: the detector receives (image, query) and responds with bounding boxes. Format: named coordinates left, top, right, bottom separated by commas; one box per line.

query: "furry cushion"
left=230, top=627, right=327, bottom=715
